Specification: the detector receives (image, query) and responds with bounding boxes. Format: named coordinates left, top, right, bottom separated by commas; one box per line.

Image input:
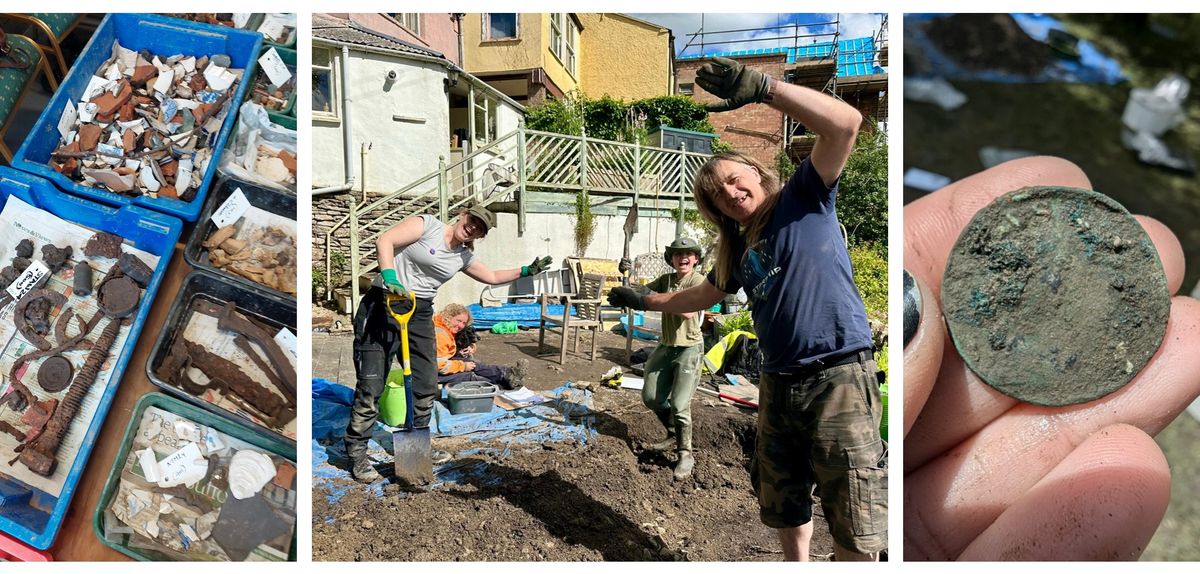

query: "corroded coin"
left=941, top=186, right=1169, bottom=406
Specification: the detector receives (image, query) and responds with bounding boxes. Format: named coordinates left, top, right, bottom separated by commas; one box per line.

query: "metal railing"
left=324, top=126, right=712, bottom=311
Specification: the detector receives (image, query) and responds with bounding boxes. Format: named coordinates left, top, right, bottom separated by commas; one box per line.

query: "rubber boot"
left=642, top=409, right=675, bottom=451
left=508, top=358, right=529, bottom=389
left=673, top=451, right=695, bottom=481
left=672, top=421, right=694, bottom=481
left=350, top=450, right=381, bottom=483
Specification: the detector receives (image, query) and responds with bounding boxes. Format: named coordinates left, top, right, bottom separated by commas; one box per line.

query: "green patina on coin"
left=942, top=186, right=1169, bottom=406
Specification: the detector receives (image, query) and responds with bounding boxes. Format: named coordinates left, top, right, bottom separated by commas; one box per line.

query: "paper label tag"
left=258, top=48, right=293, bottom=88
left=210, top=188, right=250, bottom=228
left=57, top=103, right=78, bottom=141
left=232, top=13, right=252, bottom=28
left=6, top=260, right=50, bottom=299
left=275, top=328, right=297, bottom=360
left=258, top=16, right=286, bottom=41
left=157, top=442, right=205, bottom=487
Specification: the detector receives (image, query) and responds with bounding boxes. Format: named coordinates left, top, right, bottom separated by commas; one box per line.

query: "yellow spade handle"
left=385, top=292, right=416, bottom=376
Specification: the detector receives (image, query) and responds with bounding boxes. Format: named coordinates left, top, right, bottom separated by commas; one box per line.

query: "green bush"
left=527, top=92, right=720, bottom=144
left=850, top=242, right=887, bottom=320
left=839, top=128, right=888, bottom=250
left=718, top=309, right=753, bottom=337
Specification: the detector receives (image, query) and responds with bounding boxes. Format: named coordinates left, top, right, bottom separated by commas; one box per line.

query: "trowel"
left=378, top=292, right=433, bottom=485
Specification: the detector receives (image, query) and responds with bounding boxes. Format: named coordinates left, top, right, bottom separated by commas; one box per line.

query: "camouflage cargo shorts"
left=751, top=357, right=888, bottom=553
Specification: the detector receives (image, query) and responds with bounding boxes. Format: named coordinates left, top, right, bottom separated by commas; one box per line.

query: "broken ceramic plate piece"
left=227, top=450, right=276, bottom=500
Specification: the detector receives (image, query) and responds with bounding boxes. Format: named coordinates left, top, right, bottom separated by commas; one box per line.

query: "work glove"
left=380, top=268, right=410, bottom=299
left=618, top=258, right=632, bottom=275
left=695, top=56, right=772, bottom=112
left=522, top=255, right=554, bottom=277
left=607, top=284, right=651, bottom=311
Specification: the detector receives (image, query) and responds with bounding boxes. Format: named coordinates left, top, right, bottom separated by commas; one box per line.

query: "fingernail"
left=904, top=269, right=921, bottom=348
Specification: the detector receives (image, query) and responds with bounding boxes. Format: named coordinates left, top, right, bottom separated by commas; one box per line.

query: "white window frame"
left=312, top=46, right=339, bottom=121
left=550, top=13, right=578, bottom=78
left=473, top=93, right=499, bottom=144
left=483, top=13, right=519, bottom=41
left=550, top=13, right=564, bottom=60
left=394, top=13, right=421, bottom=36
left=565, top=18, right=577, bottom=77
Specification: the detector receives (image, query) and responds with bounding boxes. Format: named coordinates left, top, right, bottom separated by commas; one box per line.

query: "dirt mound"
left=313, top=330, right=843, bottom=561
left=924, top=14, right=1051, bottom=76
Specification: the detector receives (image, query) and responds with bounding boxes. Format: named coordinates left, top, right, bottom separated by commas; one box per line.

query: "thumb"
left=903, top=269, right=944, bottom=438
left=706, top=99, right=735, bottom=113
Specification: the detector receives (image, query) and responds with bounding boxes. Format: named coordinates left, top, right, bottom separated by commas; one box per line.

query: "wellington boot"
left=673, top=451, right=695, bottom=481
left=351, top=456, right=381, bottom=483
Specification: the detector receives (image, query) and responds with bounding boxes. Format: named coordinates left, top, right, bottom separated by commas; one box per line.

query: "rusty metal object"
left=0, top=421, right=24, bottom=441
left=233, top=335, right=295, bottom=407
left=211, top=301, right=295, bottom=394
left=183, top=341, right=295, bottom=428
left=36, top=355, right=74, bottom=393
left=118, top=253, right=153, bottom=287
left=98, top=276, right=140, bottom=318
left=13, top=289, right=67, bottom=351
left=15, top=239, right=33, bottom=259
left=12, top=309, right=100, bottom=380
left=19, top=317, right=125, bottom=476
left=73, top=261, right=93, bottom=296
left=83, top=232, right=122, bottom=259
left=40, top=244, right=72, bottom=273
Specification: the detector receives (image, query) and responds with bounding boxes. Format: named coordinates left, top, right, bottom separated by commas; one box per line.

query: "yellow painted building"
left=463, top=13, right=673, bottom=104
left=577, top=13, right=672, bottom=100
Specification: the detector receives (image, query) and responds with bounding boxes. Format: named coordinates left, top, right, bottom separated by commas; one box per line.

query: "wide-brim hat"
left=664, top=237, right=703, bottom=263
left=466, top=205, right=497, bottom=232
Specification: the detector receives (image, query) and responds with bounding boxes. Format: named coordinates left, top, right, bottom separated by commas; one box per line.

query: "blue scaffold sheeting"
left=467, top=302, right=570, bottom=329
left=312, top=378, right=596, bottom=509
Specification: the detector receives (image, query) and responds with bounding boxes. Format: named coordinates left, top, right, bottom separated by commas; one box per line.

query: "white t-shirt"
left=391, top=214, right=477, bottom=299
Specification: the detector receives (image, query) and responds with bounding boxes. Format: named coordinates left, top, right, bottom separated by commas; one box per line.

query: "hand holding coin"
left=902, top=156, right=1200, bottom=560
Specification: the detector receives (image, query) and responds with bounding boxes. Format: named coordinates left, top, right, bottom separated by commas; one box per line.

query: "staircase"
left=324, top=126, right=713, bottom=311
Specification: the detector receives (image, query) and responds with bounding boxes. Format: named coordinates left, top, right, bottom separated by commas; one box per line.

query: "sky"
left=628, top=13, right=886, bottom=58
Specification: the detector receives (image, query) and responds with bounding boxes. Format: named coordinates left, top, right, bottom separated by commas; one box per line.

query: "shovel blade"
left=393, top=427, right=433, bottom=485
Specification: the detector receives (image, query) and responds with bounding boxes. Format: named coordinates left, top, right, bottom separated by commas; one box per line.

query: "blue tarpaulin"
left=312, top=377, right=596, bottom=506
left=467, top=302, right=570, bottom=329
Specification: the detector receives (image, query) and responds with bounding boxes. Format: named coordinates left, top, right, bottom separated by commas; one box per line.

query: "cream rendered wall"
left=312, top=46, right=450, bottom=194
left=436, top=211, right=686, bottom=308
left=578, top=14, right=671, bottom=100
left=464, top=13, right=543, bottom=74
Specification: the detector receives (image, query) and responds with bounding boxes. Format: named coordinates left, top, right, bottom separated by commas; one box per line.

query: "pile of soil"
left=923, top=14, right=1051, bottom=76
left=312, top=330, right=837, bottom=561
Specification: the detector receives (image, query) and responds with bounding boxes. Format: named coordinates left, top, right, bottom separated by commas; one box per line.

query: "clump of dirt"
left=924, top=14, right=1051, bottom=76
left=312, top=330, right=836, bottom=561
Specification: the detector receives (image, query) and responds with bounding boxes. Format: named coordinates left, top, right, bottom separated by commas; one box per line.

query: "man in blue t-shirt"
left=609, top=57, right=886, bottom=561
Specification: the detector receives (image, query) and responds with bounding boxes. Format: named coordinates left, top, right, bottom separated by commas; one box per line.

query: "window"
left=679, top=83, right=694, bottom=95
left=550, top=13, right=578, bottom=77
left=473, top=94, right=498, bottom=144
left=484, top=13, right=518, bottom=40
left=312, top=47, right=337, bottom=119
left=393, top=13, right=420, bottom=36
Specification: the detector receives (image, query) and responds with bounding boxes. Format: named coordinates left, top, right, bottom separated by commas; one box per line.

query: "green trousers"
left=641, top=343, right=704, bottom=452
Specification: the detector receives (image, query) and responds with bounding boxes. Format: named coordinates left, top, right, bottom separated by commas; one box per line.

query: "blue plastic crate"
left=0, top=167, right=182, bottom=550
left=11, top=13, right=262, bottom=222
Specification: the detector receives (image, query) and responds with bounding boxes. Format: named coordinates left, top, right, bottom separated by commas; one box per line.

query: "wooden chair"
left=0, top=34, right=57, bottom=164
left=0, top=13, right=84, bottom=77
left=539, top=272, right=606, bottom=364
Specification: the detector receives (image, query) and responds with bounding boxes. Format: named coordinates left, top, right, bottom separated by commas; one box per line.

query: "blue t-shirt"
left=708, top=158, right=873, bottom=372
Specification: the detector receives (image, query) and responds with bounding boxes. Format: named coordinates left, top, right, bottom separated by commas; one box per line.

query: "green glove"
left=521, top=255, right=554, bottom=277
left=607, top=285, right=651, bottom=310
left=695, top=56, right=772, bottom=112
left=380, top=268, right=409, bottom=298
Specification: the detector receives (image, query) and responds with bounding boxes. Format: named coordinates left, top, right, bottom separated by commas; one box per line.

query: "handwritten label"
left=258, top=48, right=292, bottom=88
left=258, top=15, right=286, bottom=41
left=275, top=328, right=297, bottom=360
left=5, top=260, right=50, bottom=299
left=232, top=13, right=252, bottom=28
left=210, top=188, right=250, bottom=228
left=57, top=102, right=77, bottom=141
left=157, top=442, right=206, bottom=487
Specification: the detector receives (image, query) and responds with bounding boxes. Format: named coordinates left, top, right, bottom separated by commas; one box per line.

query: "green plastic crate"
left=92, top=393, right=297, bottom=561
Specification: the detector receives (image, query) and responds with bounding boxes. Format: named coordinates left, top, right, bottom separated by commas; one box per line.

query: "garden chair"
left=0, top=13, right=84, bottom=77
left=0, top=33, right=57, bottom=164
left=539, top=271, right=606, bottom=364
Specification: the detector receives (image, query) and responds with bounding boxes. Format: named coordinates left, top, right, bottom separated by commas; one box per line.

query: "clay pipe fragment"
left=18, top=317, right=125, bottom=476
left=215, top=301, right=296, bottom=394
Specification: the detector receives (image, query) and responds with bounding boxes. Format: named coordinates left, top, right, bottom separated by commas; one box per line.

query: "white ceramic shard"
left=227, top=450, right=277, bottom=499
